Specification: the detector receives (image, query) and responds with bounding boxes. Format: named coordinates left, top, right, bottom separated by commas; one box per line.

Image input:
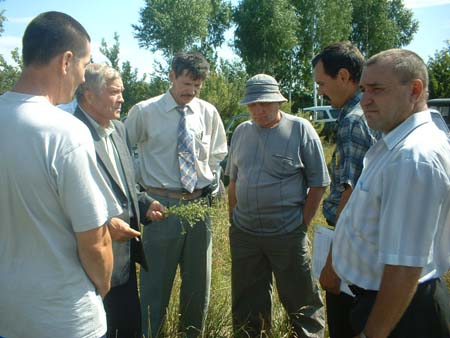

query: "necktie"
left=177, top=106, right=198, bottom=192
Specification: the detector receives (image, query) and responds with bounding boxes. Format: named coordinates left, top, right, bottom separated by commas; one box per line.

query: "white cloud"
left=0, top=35, right=22, bottom=64
left=6, top=16, right=33, bottom=24
left=403, top=0, right=450, bottom=8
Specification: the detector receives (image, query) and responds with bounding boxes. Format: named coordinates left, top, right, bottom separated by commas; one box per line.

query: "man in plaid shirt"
left=313, top=42, right=379, bottom=338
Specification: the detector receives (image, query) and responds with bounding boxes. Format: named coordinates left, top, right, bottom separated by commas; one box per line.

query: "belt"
left=147, top=187, right=203, bottom=200
left=349, top=278, right=439, bottom=297
left=326, top=219, right=336, bottom=227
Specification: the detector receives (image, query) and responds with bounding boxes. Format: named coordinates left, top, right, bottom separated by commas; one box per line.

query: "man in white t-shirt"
left=0, top=12, right=121, bottom=338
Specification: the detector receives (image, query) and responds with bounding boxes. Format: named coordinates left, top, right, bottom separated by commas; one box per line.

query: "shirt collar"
left=79, top=106, right=115, bottom=138
left=161, top=91, right=197, bottom=115
left=382, top=110, right=431, bottom=150
left=338, top=91, right=362, bottom=123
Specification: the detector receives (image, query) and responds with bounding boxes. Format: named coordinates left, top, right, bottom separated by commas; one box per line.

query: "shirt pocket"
left=270, top=153, right=302, bottom=178
left=350, top=183, right=379, bottom=243
left=193, top=133, right=209, bottom=161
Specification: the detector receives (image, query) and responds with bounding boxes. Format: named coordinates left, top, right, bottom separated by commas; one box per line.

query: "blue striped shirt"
left=322, top=92, right=379, bottom=225
left=333, top=111, right=450, bottom=289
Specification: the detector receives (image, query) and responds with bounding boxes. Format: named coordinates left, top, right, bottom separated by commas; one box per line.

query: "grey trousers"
left=229, top=224, right=325, bottom=338
left=140, top=195, right=212, bottom=338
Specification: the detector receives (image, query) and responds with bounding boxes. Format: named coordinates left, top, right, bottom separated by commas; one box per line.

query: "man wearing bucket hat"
left=225, top=74, right=330, bottom=338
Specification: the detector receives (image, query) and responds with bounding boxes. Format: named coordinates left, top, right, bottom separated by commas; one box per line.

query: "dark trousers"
left=349, top=278, right=450, bottom=338
left=103, top=262, right=142, bottom=338
left=325, top=291, right=356, bottom=338
left=230, top=224, right=325, bottom=338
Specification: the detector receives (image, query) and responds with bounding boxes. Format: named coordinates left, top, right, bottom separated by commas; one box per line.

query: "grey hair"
left=366, top=49, right=428, bottom=93
left=76, top=63, right=121, bottom=101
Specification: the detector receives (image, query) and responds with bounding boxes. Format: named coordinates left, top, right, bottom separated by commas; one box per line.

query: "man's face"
left=247, top=102, right=281, bottom=128
left=170, top=70, right=203, bottom=106
left=65, top=41, right=91, bottom=103
left=87, top=77, right=124, bottom=127
left=360, top=63, right=413, bottom=134
left=313, top=60, right=347, bottom=108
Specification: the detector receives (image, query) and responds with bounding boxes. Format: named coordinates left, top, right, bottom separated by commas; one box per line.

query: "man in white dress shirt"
left=125, top=52, right=227, bottom=338
left=332, top=49, right=450, bottom=338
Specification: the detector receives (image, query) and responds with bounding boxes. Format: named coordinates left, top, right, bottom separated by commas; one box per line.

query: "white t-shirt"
left=0, top=92, right=122, bottom=338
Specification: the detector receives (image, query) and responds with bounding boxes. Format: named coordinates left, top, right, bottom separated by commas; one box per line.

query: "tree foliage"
left=232, top=0, right=418, bottom=109
left=100, top=33, right=169, bottom=116
left=0, top=10, right=5, bottom=35
left=200, top=60, right=248, bottom=122
left=133, top=0, right=232, bottom=61
left=428, top=41, right=450, bottom=99
left=290, top=0, right=353, bottom=109
left=233, top=0, right=298, bottom=76
left=0, top=49, right=21, bottom=95
left=350, top=0, right=418, bottom=57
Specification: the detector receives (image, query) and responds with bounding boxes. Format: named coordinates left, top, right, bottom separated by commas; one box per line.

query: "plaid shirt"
left=322, top=91, right=379, bottom=225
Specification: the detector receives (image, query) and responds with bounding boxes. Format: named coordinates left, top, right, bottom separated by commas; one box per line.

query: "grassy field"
left=147, top=141, right=450, bottom=338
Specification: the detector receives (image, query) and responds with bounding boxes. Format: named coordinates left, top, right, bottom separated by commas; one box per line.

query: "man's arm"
left=146, top=200, right=166, bottom=221
left=228, top=180, right=237, bottom=221
left=336, top=184, right=353, bottom=220
left=108, top=217, right=141, bottom=242
left=76, top=224, right=113, bottom=298
left=319, top=184, right=353, bottom=293
left=360, top=265, right=422, bottom=338
left=302, top=186, right=326, bottom=226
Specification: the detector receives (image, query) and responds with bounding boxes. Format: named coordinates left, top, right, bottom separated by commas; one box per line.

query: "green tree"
left=290, top=0, right=352, bottom=109
left=428, top=41, right=450, bottom=99
left=0, top=3, right=22, bottom=94
left=100, top=33, right=168, bottom=116
left=0, top=10, right=5, bottom=35
left=100, top=32, right=120, bottom=70
left=0, top=0, right=6, bottom=34
left=133, top=0, right=232, bottom=61
left=0, top=48, right=22, bottom=94
left=350, top=0, right=418, bottom=57
left=233, top=0, right=298, bottom=76
left=200, top=60, right=248, bottom=122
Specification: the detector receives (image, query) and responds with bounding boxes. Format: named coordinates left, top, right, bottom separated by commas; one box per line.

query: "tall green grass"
left=144, top=141, right=450, bottom=337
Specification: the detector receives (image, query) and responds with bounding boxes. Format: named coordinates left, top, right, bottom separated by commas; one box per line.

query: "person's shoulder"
left=53, top=107, right=92, bottom=137
left=192, top=97, right=218, bottom=112
left=344, top=102, right=364, bottom=120
left=283, top=112, right=315, bottom=130
left=232, top=119, right=253, bottom=138
left=112, top=119, right=126, bottom=135
left=133, top=93, right=166, bottom=109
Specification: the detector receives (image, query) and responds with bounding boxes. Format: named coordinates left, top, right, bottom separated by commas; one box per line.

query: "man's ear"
left=84, top=89, right=95, bottom=106
left=169, top=70, right=175, bottom=82
left=60, top=51, right=74, bottom=75
left=337, top=68, right=350, bottom=82
left=410, top=79, right=424, bottom=101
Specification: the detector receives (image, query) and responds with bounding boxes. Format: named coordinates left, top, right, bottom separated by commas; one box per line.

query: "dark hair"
left=312, top=41, right=364, bottom=82
left=171, top=52, right=210, bottom=80
left=366, top=49, right=429, bottom=94
left=22, top=11, right=91, bottom=67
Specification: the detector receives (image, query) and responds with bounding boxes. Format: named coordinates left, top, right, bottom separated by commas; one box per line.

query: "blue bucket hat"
left=240, top=74, right=288, bottom=105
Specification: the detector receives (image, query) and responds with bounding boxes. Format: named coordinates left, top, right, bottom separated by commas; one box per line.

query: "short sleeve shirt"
left=226, top=112, right=330, bottom=235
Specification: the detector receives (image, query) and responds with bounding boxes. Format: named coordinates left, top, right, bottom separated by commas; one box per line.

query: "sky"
left=1, top=0, right=449, bottom=77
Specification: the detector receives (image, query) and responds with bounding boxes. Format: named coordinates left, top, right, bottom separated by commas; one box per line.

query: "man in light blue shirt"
left=332, top=49, right=450, bottom=338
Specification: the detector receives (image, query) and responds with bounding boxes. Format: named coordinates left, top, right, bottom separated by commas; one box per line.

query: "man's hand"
left=108, top=217, right=141, bottom=242
left=319, top=248, right=341, bottom=294
left=146, top=200, right=166, bottom=221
